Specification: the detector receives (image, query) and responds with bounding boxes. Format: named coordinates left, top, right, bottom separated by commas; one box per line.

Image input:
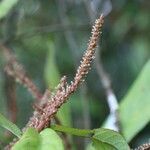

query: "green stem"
left=51, top=124, right=94, bottom=138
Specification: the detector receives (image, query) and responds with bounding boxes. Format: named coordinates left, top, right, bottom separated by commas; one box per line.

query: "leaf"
left=0, top=0, right=19, bottom=19
left=13, top=128, right=64, bottom=150
left=12, top=128, right=40, bottom=150
left=0, top=113, right=22, bottom=138
left=92, top=128, right=130, bottom=150
left=92, top=139, right=116, bottom=150
left=86, top=143, right=96, bottom=150
left=40, top=128, right=64, bottom=150
left=120, top=60, right=150, bottom=141
left=44, top=42, right=60, bottom=88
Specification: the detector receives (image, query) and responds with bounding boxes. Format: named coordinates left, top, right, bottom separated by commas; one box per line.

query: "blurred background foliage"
left=0, top=0, right=149, bottom=149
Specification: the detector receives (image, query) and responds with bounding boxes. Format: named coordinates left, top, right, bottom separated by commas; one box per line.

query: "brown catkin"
left=28, top=15, right=104, bottom=132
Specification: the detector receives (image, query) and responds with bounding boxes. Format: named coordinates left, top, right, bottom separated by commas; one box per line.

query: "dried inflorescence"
left=74, top=15, right=104, bottom=86
left=26, top=15, right=104, bottom=131
left=5, top=64, right=42, bottom=100
left=4, top=15, right=104, bottom=149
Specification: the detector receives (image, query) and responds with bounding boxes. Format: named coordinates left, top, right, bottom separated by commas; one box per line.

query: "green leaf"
left=51, top=124, right=94, bottom=137
left=92, top=128, right=130, bottom=150
left=12, top=128, right=40, bottom=150
left=13, top=128, right=64, bottom=150
left=0, top=0, right=19, bottom=19
left=92, top=139, right=116, bottom=150
left=40, top=128, right=64, bottom=150
left=86, top=141, right=116, bottom=150
left=120, top=60, right=150, bottom=141
left=0, top=113, right=22, bottom=138
left=86, top=143, right=96, bottom=150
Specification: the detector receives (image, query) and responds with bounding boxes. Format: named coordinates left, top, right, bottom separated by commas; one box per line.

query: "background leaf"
left=0, top=113, right=22, bottom=138
left=40, top=128, right=64, bottom=150
left=44, top=42, right=60, bottom=89
left=120, top=60, right=150, bottom=141
left=0, top=0, right=19, bottom=19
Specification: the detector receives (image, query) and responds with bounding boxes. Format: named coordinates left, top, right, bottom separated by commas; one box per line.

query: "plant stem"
left=51, top=124, right=94, bottom=138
